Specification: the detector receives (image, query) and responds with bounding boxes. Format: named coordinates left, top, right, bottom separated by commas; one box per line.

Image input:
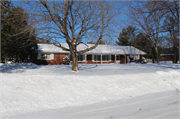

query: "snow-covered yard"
left=0, top=63, right=180, bottom=119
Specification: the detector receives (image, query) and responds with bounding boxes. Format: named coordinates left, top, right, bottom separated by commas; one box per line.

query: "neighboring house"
left=36, top=42, right=146, bottom=65
left=160, top=54, right=175, bottom=61
left=160, top=47, right=177, bottom=62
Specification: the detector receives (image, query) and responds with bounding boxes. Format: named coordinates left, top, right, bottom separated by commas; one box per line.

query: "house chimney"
left=87, top=42, right=95, bottom=44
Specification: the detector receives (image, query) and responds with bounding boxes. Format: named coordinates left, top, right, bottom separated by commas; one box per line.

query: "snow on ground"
left=0, top=62, right=180, bottom=119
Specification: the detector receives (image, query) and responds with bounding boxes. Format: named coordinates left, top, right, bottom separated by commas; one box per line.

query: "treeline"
left=117, top=1, right=179, bottom=63
left=1, top=1, right=38, bottom=63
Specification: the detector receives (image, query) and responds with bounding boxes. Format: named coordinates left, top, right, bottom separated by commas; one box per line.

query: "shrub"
left=63, top=56, right=70, bottom=65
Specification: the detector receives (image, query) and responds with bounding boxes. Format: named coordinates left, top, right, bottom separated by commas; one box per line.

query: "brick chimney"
left=87, top=42, right=95, bottom=44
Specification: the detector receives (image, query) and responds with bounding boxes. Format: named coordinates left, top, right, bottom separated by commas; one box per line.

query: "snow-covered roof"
left=122, top=46, right=147, bottom=55
left=38, top=43, right=146, bottom=55
left=38, top=44, right=69, bottom=53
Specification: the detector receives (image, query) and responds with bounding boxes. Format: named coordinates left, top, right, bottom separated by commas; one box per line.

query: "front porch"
left=70, top=54, right=141, bottom=64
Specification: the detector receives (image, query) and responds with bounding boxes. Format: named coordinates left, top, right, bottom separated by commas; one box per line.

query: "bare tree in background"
left=21, top=0, right=124, bottom=71
left=129, top=1, right=179, bottom=63
left=129, top=1, right=167, bottom=63
left=161, top=1, right=179, bottom=63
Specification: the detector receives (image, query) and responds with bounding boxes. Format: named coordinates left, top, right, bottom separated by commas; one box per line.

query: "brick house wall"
left=36, top=53, right=69, bottom=65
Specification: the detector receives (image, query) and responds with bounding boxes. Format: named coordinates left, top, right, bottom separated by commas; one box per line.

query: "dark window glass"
left=94, top=55, right=97, bottom=61
left=41, top=54, right=46, bottom=60
left=107, top=55, right=109, bottom=60
left=116, top=55, right=120, bottom=60
left=78, top=55, right=84, bottom=61
left=94, top=55, right=110, bottom=61
left=102, top=55, right=106, bottom=61
left=94, top=55, right=100, bottom=61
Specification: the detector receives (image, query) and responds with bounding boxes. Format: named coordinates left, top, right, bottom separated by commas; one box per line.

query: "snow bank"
left=0, top=63, right=5, bottom=66
left=0, top=63, right=180, bottom=117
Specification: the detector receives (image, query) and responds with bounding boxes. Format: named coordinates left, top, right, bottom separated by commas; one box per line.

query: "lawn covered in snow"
left=0, top=63, right=180, bottom=119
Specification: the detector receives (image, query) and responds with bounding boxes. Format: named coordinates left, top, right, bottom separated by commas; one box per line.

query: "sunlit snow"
left=0, top=62, right=180, bottom=119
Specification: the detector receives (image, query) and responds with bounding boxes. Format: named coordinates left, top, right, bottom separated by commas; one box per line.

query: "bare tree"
left=129, top=1, right=179, bottom=63
left=129, top=1, right=166, bottom=63
left=21, top=0, right=124, bottom=71
left=161, top=1, right=179, bottom=63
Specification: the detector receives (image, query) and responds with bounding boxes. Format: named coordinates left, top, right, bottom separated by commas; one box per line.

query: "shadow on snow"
left=0, top=63, right=40, bottom=73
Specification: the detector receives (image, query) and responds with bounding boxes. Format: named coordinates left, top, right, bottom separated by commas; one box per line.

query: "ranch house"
left=36, top=42, right=146, bottom=65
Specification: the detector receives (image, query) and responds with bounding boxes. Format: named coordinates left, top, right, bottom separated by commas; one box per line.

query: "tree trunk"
left=71, top=53, right=79, bottom=71
left=156, top=52, right=159, bottom=63
left=173, top=46, right=178, bottom=63
left=155, top=46, right=159, bottom=63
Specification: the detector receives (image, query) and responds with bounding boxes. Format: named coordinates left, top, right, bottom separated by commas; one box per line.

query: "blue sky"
left=11, top=0, right=134, bottom=44
left=12, top=0, right=165, bottom=45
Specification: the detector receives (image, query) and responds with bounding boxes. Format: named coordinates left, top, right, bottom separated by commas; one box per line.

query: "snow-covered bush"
left=63, top=56, right=70, bottom=65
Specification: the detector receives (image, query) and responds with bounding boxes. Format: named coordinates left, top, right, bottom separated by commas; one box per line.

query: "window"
left=46, top=54, right=50, bottom=60
left=78, top=55, right=84, bottom=61
left=69, top=55, right=85, bottom=61
left=94, top=55, right=101, bottom=61
left=94, top=55, right=110, bottom=61
left=116, top=55, right=120, bottom=60
left=102, top=55, right=109, bottom=61
left=40, top=54, right=53, bottom=60
left=41, top=54, right=46, bottom=60
left=131, top=55, right=139, bottom=60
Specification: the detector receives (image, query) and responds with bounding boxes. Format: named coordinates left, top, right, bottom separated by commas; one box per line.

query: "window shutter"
left=37, top=53, right=41, bottom=60
left=50, top=54, right=54, bottom=60
left=92, top=55, right=94, bottom=61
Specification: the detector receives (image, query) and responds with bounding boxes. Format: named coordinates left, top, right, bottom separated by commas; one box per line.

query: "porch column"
left=115, top=55, right=116, bottom=63
left=85, top=54, right=87, bottom=64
